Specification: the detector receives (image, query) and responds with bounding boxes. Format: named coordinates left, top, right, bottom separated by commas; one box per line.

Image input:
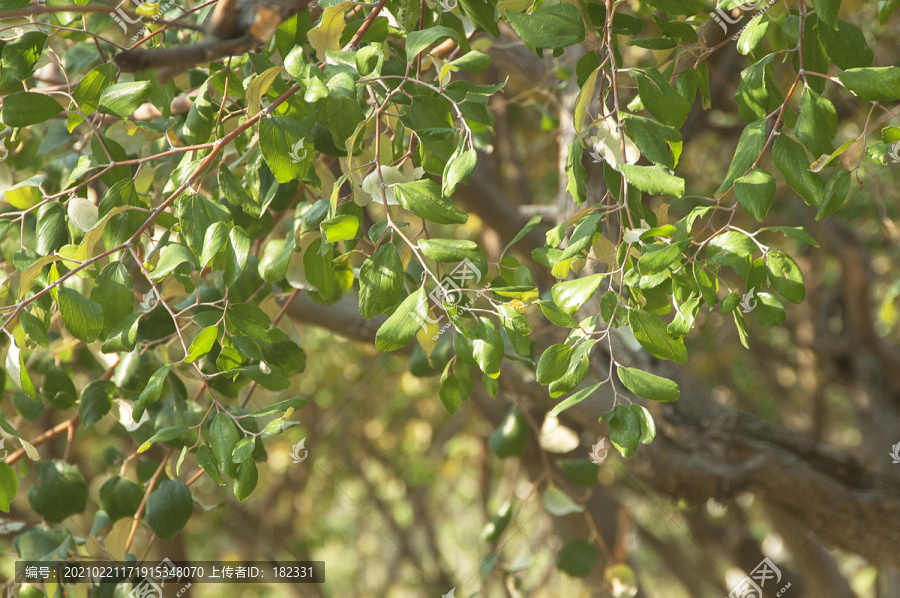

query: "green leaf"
left=359, top=244, right=404, bottom=319
left=92, top=262, right=133, bottom=332
left=566, top=137, right=587, bottom=205
left=765, top=226, right=820, bottom=247
left=734, top=169, right=776, bottom=222
left=99, top=81, right=152, bottom=117
left=185, top=325, right=218, bottom=364
left=797, top=88, right=837, bottom=159
left=395, top=179, right=468, bottom=225
left=488, top=408, right=529, bottom=458
left=260, top=116, right=310, bottom=183
left=226, top=303, right=282, bottom=344
left=621, top=114, right=682, bottom=169
left=472, top=318, right=504, bottom=379
left=79, top=380, right=115, bottom=427
left=225, top=226, right=251, bottom=286
left=619, top=164, right=685, bottom=197
left=0, top=463, right=17, bottom=513
left=559, top=459, right=599, bottom=487
left=133, top=364, right=173, bottom=420
left=27, top=460, right=87, bottom=523
left=417, top=239, right=482, bottom=262
left=717, top=119, right=767, bottom=195
left=150, top=243, right=196, bottom=280
left=735, top=54, right=782, bottom=123
left=183, top=87, right=217, bottom=145
left=549, top=382, right=602, bottom=417
left=321, top=214, right=360, bottom=243
left=774, top=135, right=824, bottom=207
left=209, top=413, right=240, bottom=478
left=838, top=67, right=900, bottom=102
left=2, top=91, right=63, bottom=127
left=249, top=396, right=308, bottom=416
left=200, top=221, right=229, bottom=268
left=637, top=244, right=681, bottom=274
left=628, top=309, right=687, bottom=364
left=406, top=26, right=459, bottom=58
left=737, top=13, right=769, bottom=55
left=231, top=436, right=256, bottom=463
left=197, top=445, right=224, bottom=485
left=442, top=148, right=478, bottom=197
left=812, top=0, right=839, bottom=27
left=816, top=169, right=851, bottom=221
left=68, top=63, right=116, bottom=131
left=145, top=480, right=192, bottom=541
left=708, top=231, right=756, bottom=266
left=375, top=288, right=428, bottom=352
left=617, top=366, right=680, bottom=402
left=506, top=4, right=586, bottom=49
left=502, top=213, right=543, bottom=257
left=58, top=286, right=104, bottom=343
left=752, top=291, right=787, bottom=326
left=818, top=19, right=873, bottom=70
left=629, top=67, right=692, bottom=128
left=98, top=476, right=143, bottom=522
left=1, top=31, right=46, bottom=83
left=101, top=312, right=142, bottom=354
left=605, top=404, right=641, bottom=457
left=556, top=541, right=597, bottom=578
left=537, top=344, right=573, bottom=385
left=766, top=251, right=805, bottom=303
left=234, top=460, right=258, bottom=501
left=551, top=273, right=606, bottom=315
left=19, top=311, right=49, bottom=347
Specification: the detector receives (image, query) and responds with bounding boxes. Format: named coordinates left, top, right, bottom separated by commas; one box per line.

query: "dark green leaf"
left=92, top=262, right=133, bottom=332
left=417, top=239, right=482, bottom=262
left=99, top=476, right=143, bottom=522
left=774, top=135, right=824, bottom=207
left=488, top=408, right=529, bottom=458
left=79, top=380, right=115, bottom=427
left=816, top=169, right=851, bottom=220
left=797, top=88, right=837, bottom=159
left=734, top=169, right=776, bottom=222
left=556, top=541, right=597, bottom=578
left=837, top=67, right=900, bottom=102
left=145, top=480, right=192, bottom=540
left=27, top=460, right=87, bottom=523
left=1, top=91, right=63, bottom=127
left=133, top=364, right=173, bottom=420
left=620, top=164, right=685, bottom=197
left=506, top=4, right=586, bottom=49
